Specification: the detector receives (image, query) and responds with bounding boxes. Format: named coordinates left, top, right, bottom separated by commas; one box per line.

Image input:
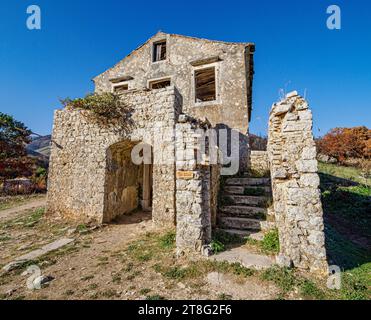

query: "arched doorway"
left=103, top=141, right=153, bottom=223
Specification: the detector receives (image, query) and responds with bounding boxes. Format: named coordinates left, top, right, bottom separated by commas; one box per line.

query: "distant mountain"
left=26, top=135, right=51, bottom=162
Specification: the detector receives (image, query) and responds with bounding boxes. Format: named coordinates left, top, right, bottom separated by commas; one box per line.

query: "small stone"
left=202, top=245, right=213, bottom=257
left=301, top=147, right=317, bottom=160
left=6, top=289, right=17, bottom=297
left=33, top=275, right=54, bottom=288
left=17, top=244, right=32, bottom=251
left=67, top=228, right=76, bottom=236
left=300, top=174, right=320, bottom=188
left=286, top=91, right=298, bottom=98
left=273, top=104, right=292, bottom=116
left=272, top=168, right=287, bottom=179
left=178, top=114, right=188, bottom=123
left=177, top=282, right=186, bottom=289
left=276, top=255, right=293, bottom=268
left=296, top=160, right=318, bottom=173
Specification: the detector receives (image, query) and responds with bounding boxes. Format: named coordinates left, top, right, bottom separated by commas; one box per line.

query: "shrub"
left=261, top=228, right=280, bottom=254
left=210, top=240, right=225, bottom=253
left=60, top=93, right=132, bottom=125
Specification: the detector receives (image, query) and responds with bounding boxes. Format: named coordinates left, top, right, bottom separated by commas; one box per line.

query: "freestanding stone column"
left=175, top=116, right=220, bottom=255
left=267, top=91, right=328, bottom=275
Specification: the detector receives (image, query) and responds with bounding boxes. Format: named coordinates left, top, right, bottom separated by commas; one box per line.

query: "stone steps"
left=217, top=171, right=274, bottom=235
left=217, top=228, right=265, bottom=241
left=226, top=195, right=269, bottom=207
left=224, top=185, right=272, bottom=195
left=218, top=216, right=263, bottom=231
left=220, top=205, right=266, bottom=219
left=210, top=247, right=274, bottom=270
left=225, top=177, right=270, bottom=186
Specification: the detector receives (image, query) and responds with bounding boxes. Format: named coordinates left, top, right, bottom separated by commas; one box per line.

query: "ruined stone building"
left=47, top=32, right=328, bottom=274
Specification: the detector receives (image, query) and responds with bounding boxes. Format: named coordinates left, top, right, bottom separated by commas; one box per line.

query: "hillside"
left=26, top=135, right=51, bottom=159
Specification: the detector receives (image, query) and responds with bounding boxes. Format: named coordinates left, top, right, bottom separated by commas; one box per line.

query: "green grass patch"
left=261, top=266, right=297, bottom=294
left=260, top=229, right=280, bottom=254
left=158, top=231, right=176, bottom=250
left=218, top=293, right=233, bottom=300
left=23, top=208, right=45, bottom=227
left=319, top=162, right=370, bottom=186
left=162, top=266, right=188, bottom=280
left=0, top=234, right=11, bottom=242
left=76, top=224, right=89, bottom=234
left=339, top=263, right=371, bottom=300
left=139, top=288, right=151, bottom=295
left=325, top=225, right=369, bottom=269
left=299, top=279, right=325, bottom=300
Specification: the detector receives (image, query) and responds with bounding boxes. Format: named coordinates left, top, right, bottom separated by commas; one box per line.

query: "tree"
left=0, top=112, right=34, bottom=181
left=317, top=126, right=370, bottom=163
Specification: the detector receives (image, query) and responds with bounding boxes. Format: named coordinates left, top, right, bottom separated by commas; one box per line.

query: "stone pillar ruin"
left=175, top=116, right=220, bottom=254
left=267, top=91, right=328, bottom=275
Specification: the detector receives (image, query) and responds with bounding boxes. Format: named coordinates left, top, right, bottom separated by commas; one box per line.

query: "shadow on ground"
left=320, top=172, right=371, bottom=271
left=111, top=210, right=152, bottom=226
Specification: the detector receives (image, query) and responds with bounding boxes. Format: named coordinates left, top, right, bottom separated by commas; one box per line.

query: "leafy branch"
left=60, top=93, right=132, bottom=123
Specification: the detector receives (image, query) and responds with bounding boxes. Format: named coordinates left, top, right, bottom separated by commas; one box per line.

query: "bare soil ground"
left=1, top=177, right=369, bottom=301
left=0, top=204, right=280, bottom=300
left=0, top=196, right=46, bottom=221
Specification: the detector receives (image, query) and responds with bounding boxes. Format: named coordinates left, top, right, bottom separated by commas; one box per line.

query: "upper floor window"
left=195, top=67, right=216, bottom=102
left=153, top=40, right=166, bottom=62
left=148, top=78, right=171, bottom=89
left=113, top=83, right=128, bottom=94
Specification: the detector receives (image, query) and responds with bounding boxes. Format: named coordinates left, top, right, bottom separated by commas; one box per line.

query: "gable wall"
left=94, top=33, right=253, bottom=134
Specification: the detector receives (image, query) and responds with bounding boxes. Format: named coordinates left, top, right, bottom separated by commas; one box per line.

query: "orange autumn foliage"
left=317, top=126, right=370, bottom=162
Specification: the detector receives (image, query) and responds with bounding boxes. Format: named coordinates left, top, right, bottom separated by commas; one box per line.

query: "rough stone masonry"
left=267, top=91, right=328, bottom=275
left=47, top=32, right=328, bottom=274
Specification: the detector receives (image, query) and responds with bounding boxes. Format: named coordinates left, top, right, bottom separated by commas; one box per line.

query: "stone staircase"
left=217, top=174, right=274, bottom=239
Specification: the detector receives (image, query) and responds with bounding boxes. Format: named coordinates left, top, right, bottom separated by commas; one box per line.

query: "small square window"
left=153, top=41, right=166, bottom=62
left=149, top=78, right=171, bottom=89
left=195, top=67, right=216, bottom=102
left=113, top=83, right=128, bottom=93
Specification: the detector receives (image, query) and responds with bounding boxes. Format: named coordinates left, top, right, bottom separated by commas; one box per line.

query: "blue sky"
left=0, top=0, right=370, bottom=136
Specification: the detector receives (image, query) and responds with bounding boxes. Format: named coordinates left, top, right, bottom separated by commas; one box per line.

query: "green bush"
left=210, top=240, right=225, bottom=253
left=60, top=93, right=132, bottom=123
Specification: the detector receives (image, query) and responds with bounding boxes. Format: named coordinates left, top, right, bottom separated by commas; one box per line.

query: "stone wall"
left=47, top=86, right=181, bottom=225
left=175, top=117, right=220, bottom=254
left=94, top=32, right=254, bottom=135
left=267, top=91, right=328, bottom=275
left=250, top=150, right=269, bottom=173
left=104, top=141, right=143, bottom=222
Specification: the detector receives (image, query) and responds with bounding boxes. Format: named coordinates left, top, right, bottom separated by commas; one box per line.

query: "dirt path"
left=0, top=209, right=280, bottom=300
left=0, top=197, right=46, bottom=221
